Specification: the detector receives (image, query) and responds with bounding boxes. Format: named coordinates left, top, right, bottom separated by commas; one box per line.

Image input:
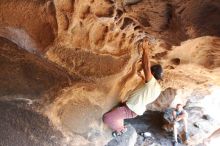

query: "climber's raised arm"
left=142, top=42, right=153, bottom=82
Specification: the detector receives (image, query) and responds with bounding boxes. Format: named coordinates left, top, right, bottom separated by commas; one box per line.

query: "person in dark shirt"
left=172, top=104, right=189, bottom=145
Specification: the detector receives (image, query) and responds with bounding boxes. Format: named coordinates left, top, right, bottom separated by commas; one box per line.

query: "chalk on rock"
left=124, top=0, right=142, bottom=5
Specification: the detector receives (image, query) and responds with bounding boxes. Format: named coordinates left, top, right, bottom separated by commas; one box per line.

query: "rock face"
left=0, top=0, right=57, bottom=52
left=0, top=0, right=220, bottom=146
left=107, top=124, right=137, bottom=146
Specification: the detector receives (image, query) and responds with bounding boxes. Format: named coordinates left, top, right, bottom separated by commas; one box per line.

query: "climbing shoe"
left=172, top=141, right=178, bottom=146
left=112, top=128, right=127, bottom=137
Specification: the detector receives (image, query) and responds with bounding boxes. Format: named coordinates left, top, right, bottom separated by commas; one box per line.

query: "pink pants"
left=103, top=105, right=137, bottom=132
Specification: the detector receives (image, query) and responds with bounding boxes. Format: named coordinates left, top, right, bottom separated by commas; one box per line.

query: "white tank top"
left=126, top=76, right=161, bottom=115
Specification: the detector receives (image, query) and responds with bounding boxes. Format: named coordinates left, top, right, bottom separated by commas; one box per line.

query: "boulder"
left=107, top=124, right=137, bottom=146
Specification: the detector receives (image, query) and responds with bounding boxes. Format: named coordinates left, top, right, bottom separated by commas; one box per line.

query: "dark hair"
left=176, top=104, right=182, bottom=107
left=151, top=64, right=163, bottom=80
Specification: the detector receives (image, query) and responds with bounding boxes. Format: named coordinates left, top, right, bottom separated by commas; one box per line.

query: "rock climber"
left=172, top=104, right=189, bottom=146
left=103, top=41, right=163, bottom=137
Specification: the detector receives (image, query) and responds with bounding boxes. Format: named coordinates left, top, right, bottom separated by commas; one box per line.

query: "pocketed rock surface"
left=0, top=0, right=220, bottom=145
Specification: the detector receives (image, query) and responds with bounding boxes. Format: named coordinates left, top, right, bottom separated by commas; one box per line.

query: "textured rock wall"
left=0, top=0, right=220, bottom=145
left=45, top=0, right=220, bottom=145
left=0, top=0, right=57, bottom=52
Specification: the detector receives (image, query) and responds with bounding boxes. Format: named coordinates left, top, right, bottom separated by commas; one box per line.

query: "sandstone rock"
left=0, top=0, right=220, bottom=146
left=124, top=0, right=142, bottom=5
left=0, top=0, right=57, bottom=52
left=107, top=124, right=137, bottom=146
left=0, top=37, right=72, bottom=99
